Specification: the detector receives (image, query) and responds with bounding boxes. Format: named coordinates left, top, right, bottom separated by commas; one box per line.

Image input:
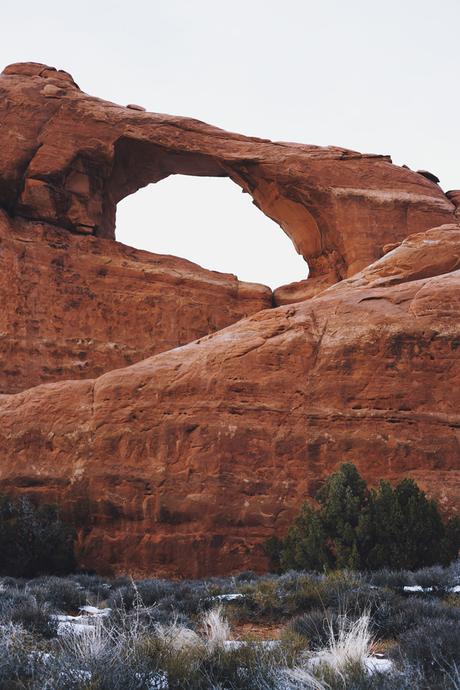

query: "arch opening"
left=115, top=175, right=310, bottom=289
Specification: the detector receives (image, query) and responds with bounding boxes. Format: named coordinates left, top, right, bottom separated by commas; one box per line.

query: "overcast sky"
left=3, top=0, right=459, bottom=287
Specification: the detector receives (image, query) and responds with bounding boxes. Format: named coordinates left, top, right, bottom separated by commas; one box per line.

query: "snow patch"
left=403, top=585, right=433, bottom=592
left=79, top=605, right=111, bottom=616
left=212, top=593, right=244, bottom=602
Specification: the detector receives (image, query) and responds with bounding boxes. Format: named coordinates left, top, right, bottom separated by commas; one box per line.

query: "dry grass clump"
left=313, top=613, right=373, bottom=675
left=201, top=605, right=231, bottom=651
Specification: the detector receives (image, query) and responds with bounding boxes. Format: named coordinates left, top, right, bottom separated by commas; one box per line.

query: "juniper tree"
left=267, top=463, right=460, bottom=572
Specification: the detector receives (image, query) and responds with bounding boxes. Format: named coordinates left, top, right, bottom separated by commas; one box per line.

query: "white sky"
left=3, top=0, right=460, bottom=288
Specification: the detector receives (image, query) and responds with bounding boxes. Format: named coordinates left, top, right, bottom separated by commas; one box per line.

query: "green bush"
left=0, top=494, right=76, bottom=577
left=267, top=464, right=460, bottom=572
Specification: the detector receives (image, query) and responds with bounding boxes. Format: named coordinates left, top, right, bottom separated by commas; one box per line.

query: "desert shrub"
left=108, top=580, right=161, bottom=611
left=392, top=618, right=460, bottom=679
left=135, top=579, right=176, bottom=607
left=2, top=591, right=57, bottom=638
left=234, top=570, right=257, bottom=583
left=268, top=464, right=460, bottom=573
left=287, top=579, right=329, bottom=616
left=316, top=613, right=373, bottom=677
left=107, top=582, right=140, bottom=611
left=167, top=581, right=216, bottom=616
left=366, top=568, right=415, bottom=589
left=319, top=571, right=364, bottom=606
left=285, top=583, right=403, bottom=643
left=447, top=558, right=460, bottom=584
left=317, top=664, right=427, bottom=690
left=0, top=622, right=45, bottom=688
left=1, top=569, right=460, bottom=689
left=287, top=608, right=340, bottom=650
left=375, top=596, right=460, bottom=641
left=10, top=602, right=56, bottom=640
left=285, top=613, right=426, bottom=690
left=26, top=576, right=87, bottom=612
left=234, top=571, right=369, bottom=623
left=0, top=575, right=26, bottom=590
left=322, top=582, right=403, bottom=641
left=89, top=660, right=164, bottom=690
left=52, top=612, right=157, bottom=688
left=107, top=583, right=193, bottom=634
left=68, top=573, right=112, bottom=603
left=198, top=643, right=286, bottom=690
left=50, top=602, right=288, bottom=690
left=107, top=579, right=212, bottom=620
left=42, top=655, right=158, bottom=690
left=0, top=495, right=76, bottom=577
left=235, top=577, right=298, bottom=622
left=411, top=564, right=453, bottom=591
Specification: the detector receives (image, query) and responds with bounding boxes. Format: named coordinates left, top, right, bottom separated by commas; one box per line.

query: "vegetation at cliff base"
left=265, top=463, right=460, bottom=572
left=0, top=494, right=76, bottom=577
left=0, top=564, right=458, bottom=689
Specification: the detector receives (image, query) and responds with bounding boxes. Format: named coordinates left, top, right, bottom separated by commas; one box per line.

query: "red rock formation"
left=1, top=225, right=459, bottom=576
left=0, top=63, right=459, bottom=577
left=0, top=62, right=455, bottom=295
left=0, top=211, right=271, bottom=393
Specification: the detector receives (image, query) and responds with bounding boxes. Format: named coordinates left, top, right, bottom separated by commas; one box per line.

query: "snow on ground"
left=54, top=606, right=111, bottom=635
left=403, top=585, right=433, bottom=592
left=79, top=605, right=111, bottom=615
left=308, top=653, right=393, bottom=675
left=224, top=639, right=279, bottom=650
left=212, top=592, right=244, bottom=601
left=136, top=672, right=167, bottom=690
left=365, top=657, right=394, bottom=673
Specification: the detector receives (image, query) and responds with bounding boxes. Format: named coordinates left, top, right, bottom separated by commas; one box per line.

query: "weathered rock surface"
left=0, top=211, right=271, bottom=393
left=0, top=63, right=459, bottom=577
left=0, top=62, right=455, bottom=294
left=1, top=225, right=459, bottom=577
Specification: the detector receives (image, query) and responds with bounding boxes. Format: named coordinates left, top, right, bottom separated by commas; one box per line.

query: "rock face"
left=0, top=211, right=271, bottom=394
left=0, top=63, right=459, bottom=577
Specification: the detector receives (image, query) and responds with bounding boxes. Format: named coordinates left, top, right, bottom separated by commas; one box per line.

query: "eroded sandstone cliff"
left=0, top=63, right=459, bottom=576
left=0, top=211, right=271, bottom=393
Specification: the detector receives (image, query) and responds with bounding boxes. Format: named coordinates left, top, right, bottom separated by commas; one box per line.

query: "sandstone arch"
left=1, top=62, right=455, bottom=299
left=105, top=136, right=322, bottom=263
left=115, top=174, right=310, bottom=288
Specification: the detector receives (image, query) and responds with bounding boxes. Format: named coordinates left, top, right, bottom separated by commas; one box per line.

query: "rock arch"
left=115, top=174, right=310, bottom=288
left=103, top=137, right=323, bottom=289
left=1, top=62, right=455, bottom=299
